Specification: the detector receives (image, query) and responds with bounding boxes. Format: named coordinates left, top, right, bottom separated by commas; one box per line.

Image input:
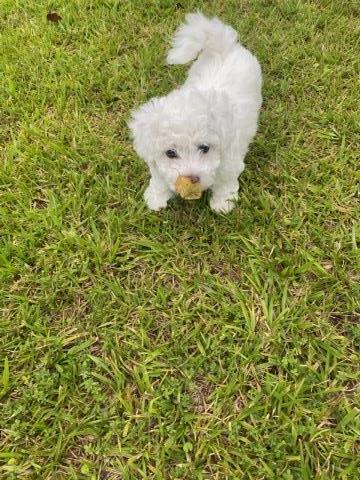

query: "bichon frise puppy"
left=129, top=12, right=262, bottom=213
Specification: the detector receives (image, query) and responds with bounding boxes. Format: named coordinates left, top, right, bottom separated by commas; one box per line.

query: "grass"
left=0, top=0, right=359, bottom=478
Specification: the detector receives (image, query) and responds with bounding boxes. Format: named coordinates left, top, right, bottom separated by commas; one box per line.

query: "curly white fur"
left=129, top=12, right=262, bottom=213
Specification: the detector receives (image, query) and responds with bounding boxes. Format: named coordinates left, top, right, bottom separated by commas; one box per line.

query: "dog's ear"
left=128, top=98, right=162, bottom=164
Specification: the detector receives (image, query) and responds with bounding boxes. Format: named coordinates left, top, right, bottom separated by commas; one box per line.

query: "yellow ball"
left=175, top=176, right=202, bottom=200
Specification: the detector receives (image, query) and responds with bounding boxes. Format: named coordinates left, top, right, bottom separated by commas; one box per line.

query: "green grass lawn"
left=1, top=0, right=359, bottom=478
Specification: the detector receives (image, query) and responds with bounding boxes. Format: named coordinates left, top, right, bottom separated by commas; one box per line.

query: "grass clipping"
left=175, top=176, right=202, bottom=200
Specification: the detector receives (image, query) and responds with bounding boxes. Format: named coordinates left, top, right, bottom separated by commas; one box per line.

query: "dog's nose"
left=186, top=175, right=200, bottom=184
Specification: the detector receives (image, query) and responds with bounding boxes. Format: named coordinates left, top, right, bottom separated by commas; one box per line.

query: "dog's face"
left=129, top=88, right=233, bottom=192
left=153, top=130, right=221, bottom=191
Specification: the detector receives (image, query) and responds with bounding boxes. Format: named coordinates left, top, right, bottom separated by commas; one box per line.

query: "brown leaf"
left=321, top=260, right=333, bottom=271
left=47, top=11, right=62, bottom=23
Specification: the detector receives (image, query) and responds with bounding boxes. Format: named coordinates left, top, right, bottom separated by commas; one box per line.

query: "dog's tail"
left=167, top=12, right=238, bottom=65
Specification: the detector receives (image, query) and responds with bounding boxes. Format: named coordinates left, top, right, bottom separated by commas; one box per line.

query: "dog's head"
left=128, top=88, right=234, bottom=192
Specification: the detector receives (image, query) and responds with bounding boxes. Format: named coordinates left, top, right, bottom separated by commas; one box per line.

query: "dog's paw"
left=144, top=188, right=168, bottom=211
left=210, top=195, right=237, bottom=214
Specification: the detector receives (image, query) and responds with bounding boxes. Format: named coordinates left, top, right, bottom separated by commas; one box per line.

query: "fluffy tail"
left=167, top=12, right=238, bottom=65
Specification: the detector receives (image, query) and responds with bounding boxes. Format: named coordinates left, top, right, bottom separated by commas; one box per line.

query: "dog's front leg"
left=210, top=182, right=239, bottom=213
left=210, top=172, right=241, bottom=213
left=144, top=170, right=173, bottom=211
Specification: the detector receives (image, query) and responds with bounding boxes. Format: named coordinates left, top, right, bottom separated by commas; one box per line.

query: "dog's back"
left=166, top=12, right=262, bottom=109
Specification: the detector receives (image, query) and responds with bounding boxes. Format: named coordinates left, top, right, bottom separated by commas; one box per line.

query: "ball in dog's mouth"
left=175, top=176, right=202, bottom=200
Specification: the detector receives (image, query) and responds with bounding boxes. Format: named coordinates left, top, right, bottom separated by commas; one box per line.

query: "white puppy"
left=129, top=12, right=262, bottom=213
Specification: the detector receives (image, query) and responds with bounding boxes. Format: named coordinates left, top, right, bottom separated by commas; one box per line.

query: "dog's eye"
left=199, top=144, right=210, bottom=154
left=165, top=149, right=178, bottom=159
